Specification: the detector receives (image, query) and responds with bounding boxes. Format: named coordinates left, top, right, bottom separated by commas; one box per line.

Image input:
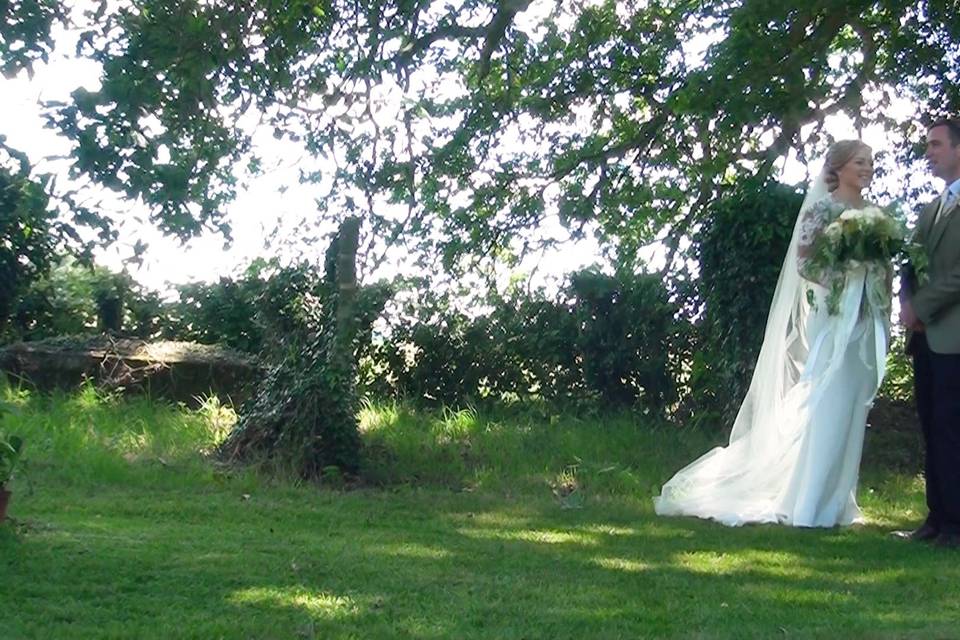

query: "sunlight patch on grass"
left=859, top=474, right=927, bottom=528
left=229, top=587, right=362, bottom=619
left=65, top=383, right=107, bottom=411
left=602, top=520, right=699, bottom=539
left=68, top=525, right=153, bottom=548
left=458, top=526, right=600, bottom=546
left=589, top=556, right=654, bottom=573
left=672, top=549, right=815, bottom=579
left=722, top=551, right=822, bottom=580
left=431, top=406, right=481, bottom=443
left=2, top=383, right=31, bottom=407
left=108, top=428, right=152, bottom=455
left=860, top=511, right=920, bottom=528
left=860, top=500, right=926, bottom=528
left=448, top=509, right=533, bottom=529
left=357, top=400, right=404, bottom=432
left=843, top=568, right=910, bottom=586
left=870, top=610, right=947, bottom=626
left=576, top=524, right=638, bottom=537
left=368, top=542, right=453, bottom=560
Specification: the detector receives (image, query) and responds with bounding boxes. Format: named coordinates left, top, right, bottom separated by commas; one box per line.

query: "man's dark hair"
left=930, top=117, right=960, bottom=146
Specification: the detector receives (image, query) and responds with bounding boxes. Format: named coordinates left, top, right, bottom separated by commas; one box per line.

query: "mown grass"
left=0, top=385, right=954, bottom=639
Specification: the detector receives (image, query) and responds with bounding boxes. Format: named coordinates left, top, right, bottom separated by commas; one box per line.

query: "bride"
left=654, top=140, right=893, bottom=527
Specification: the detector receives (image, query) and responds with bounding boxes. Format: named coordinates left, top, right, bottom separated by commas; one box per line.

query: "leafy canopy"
left=2, top=1, right=958, bottom=269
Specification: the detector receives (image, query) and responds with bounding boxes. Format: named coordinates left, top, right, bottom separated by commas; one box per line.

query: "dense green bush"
left=7, top=257, right=162, bottom=342
left=164, top=260, right=287, bottom=353
left=569, top=269, right=683, bottom=410
left=362, top=281, right=499, bottom=404
left=162, top=258, right=398, bottom=357
left=363, top=269, right=683, bottom=414
left=686, top=175, right=802, bottom=427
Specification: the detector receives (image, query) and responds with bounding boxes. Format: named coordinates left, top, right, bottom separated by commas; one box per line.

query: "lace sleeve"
left=796, top=199, right=833, bottom=285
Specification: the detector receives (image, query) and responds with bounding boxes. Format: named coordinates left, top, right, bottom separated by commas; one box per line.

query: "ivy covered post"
left=219, top=216, right=365, bottom=478
left=328, top=216, right=360, bottom=376
left=312, top=215, right=363, bottom=476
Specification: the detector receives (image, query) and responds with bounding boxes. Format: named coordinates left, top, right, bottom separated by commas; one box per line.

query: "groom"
left=900, top=117, right=960, bottom=548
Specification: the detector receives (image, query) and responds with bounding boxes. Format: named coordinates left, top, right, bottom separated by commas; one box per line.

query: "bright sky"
left=0, top=9, right=937, bottom=297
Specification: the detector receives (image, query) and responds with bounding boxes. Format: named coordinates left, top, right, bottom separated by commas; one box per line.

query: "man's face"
left=925, top=125, right=960, bottom=182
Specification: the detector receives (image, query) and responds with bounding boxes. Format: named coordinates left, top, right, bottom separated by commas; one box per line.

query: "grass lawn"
left=1, top=387, right=956, bottom=639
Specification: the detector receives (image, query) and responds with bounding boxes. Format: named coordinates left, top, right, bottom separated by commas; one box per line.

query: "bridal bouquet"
left=805, top=205, right=905, bottom=315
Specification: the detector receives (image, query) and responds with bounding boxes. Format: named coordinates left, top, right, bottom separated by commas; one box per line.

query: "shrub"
left=686, top=175, right=801, bottom=427
left=363, top=268, right=682, bottom=414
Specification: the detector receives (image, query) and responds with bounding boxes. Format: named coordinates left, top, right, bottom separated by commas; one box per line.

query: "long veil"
left=725, top=170, right=829, bottom=449
left=653, top=168, right=834, bottom=524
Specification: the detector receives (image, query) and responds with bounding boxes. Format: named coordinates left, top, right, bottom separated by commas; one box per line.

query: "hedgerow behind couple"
left=654, top=117, right=960, bottom=549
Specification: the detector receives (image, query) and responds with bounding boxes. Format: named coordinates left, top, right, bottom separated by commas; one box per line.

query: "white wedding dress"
left=654, top=183, right=891, bottom=527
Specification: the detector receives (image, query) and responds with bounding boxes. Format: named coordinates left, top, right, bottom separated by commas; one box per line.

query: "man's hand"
left=900, top=299, right=926, bottom=332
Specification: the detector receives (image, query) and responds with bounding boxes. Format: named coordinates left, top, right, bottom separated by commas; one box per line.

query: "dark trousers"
left=912, top=333, right=960, bottom=534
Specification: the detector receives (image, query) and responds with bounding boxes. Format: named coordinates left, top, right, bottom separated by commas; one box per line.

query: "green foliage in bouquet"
left=901, top=241, right=930, bottom=288
left=805, top=206, right=904, bottom=315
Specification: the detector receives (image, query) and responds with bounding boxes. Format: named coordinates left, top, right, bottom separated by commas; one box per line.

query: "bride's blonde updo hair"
left=823, top=140, right=871, bottom=191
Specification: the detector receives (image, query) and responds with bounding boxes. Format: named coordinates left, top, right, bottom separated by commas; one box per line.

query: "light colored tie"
left=935, top=188, right=958, bottom=225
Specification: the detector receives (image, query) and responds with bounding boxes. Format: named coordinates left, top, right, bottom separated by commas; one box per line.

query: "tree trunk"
left=219, top=216, right=366, bottom=477
left=330, top=216, right=361, bottom=369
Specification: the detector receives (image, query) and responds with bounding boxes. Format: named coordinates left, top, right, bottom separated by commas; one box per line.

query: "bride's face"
left=836, top=148, right=874, bottom=192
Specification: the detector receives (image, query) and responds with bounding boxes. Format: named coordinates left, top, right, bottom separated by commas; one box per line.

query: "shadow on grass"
left=2, top=482, right=957, bottom=639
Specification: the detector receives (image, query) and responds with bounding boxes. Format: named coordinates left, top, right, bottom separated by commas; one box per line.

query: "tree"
left=218, top=218, right=393, bottom=478
left=2, top=1, right=956, bottom=271
left=0, top=141, right=56, bottom=340
left=0, top=0, right=65, bottom=78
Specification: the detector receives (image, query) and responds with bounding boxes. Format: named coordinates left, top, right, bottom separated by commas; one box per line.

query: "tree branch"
left=396, top=24, right=488, bottom=65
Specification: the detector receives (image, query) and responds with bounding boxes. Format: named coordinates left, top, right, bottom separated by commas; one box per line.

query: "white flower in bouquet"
left=838, top=205, right=888, bottom=225
left=824, top=220, right=843, bottom=239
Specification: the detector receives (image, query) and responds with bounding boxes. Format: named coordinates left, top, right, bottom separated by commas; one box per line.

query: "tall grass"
left=2, top=382, right=239, bottom=490
left=360, top=400, right=721, bottom=498
left=5, top=382, right=724, bottom=498
left=3, top=381, right=922, bottom=513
